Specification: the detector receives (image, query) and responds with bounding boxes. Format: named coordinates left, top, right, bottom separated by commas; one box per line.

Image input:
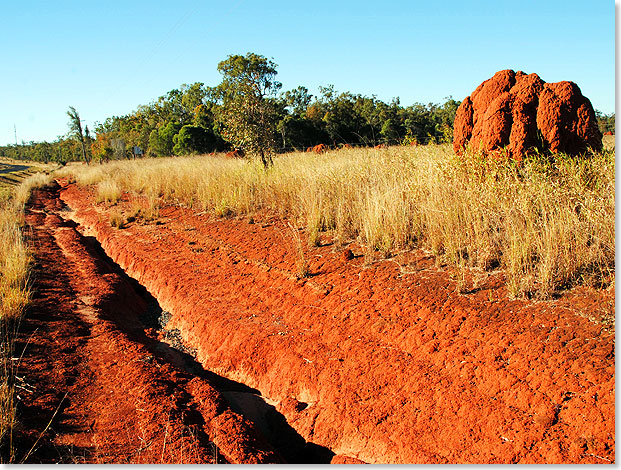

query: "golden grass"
left=57, top=143, right=615, bottom=299
left=95, top=179, right=122, bottom=205
left=0, top=175, right=50, bottom=323
left=0, top=206, right=30, bottom=460
left=12, top=173, right=53, bottom=214
left=109, top=209, right=125, bottom=228
left=602, top=134, right=615, bottom=150
left=0, top=172, right=52, bottom=461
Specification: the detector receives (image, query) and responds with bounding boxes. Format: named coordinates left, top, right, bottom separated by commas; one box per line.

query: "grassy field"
left=0, top=164, right=53, bottom=462
left=0, top=159, right=55, bottom=203
left=59, top=142, right=615, bottom=300
left=602, top=134, right=615, bottom=150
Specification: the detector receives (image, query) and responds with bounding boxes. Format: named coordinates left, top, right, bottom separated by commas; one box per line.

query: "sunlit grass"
left=95, top=179, right=122, bottom=205
left=58, top=143, right=615, bottom=299
left=0, top=172, right=52, bottom=461
left=0, top=208, right=30, bottom=461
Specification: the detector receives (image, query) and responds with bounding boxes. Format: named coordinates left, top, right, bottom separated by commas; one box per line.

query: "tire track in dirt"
left=54, top=178, right=614, bottom=464
left=14, top=183, right=285, bottom=463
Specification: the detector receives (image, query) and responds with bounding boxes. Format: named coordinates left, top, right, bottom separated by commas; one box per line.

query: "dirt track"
left=15, top=183, right=286, bottom=463
left=14, top=180, right=615, bottom=464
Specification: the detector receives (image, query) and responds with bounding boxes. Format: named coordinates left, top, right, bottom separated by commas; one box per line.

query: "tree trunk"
left=259, top=148, right=272, bottom=169
left=80, top=139, right=89, bottom=164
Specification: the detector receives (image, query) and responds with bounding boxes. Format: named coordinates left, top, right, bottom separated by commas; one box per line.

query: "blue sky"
left=0, top=0, right=614, bottom=146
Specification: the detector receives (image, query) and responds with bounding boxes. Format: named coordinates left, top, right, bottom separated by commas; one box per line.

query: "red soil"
left=17, top=179, right=615, bottom=464
left=15, top=183, right=282, bottom=463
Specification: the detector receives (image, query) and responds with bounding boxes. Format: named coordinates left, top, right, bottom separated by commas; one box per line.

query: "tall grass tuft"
left=95, top=179, right=122, bottom=205
left=0, top=209, right=30, bottom=461
left=59, top=144, right=615, bottom=298
left=1, top=172, right=51, bottom=461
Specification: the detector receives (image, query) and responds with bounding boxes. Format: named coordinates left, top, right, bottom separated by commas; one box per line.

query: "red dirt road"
left=15, top=179, right=615, bottom=464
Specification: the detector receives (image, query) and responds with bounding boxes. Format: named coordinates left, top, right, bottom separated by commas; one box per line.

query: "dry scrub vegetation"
left=59, top=143, right=614, bottom=299
left=0, top=173, right=52, bottom=462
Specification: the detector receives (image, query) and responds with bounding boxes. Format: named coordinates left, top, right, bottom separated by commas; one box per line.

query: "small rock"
left=533, top=403, right=557, bottom=427
left=279, top=396, right=308, bottom=414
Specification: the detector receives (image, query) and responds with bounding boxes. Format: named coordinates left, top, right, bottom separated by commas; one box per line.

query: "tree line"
left=89, top=53, right=461, bottom=167
left=0, top=53, right=614, bottom=165
left=595, top=110, right=615, bottom=134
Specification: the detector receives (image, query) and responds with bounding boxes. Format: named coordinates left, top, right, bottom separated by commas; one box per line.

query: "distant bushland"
left=0, top=52, right=612, bottom=166
left=0, top=53, right=462, bottom=163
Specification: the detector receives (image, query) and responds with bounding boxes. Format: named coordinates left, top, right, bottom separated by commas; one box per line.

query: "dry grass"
left=109, top=209, right=125, bottom=228
left=0, top=172, right=52, bottom=462
left=0, top=206, right=30, bottom=461
left=95, top=179, right=122, bottom=205
left=284, top=222, right=310, bottom=278
left=602, top=134, right=615, bottom=150
left=57, top=143, right=615, bottom=299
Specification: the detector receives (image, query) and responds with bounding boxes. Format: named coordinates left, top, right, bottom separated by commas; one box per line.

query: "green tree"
left=318, top=88, right=368, bottom=145
left=180, top=82, right=207, bottom=114
left=91, top=133, right=113, bottom=163
left=595, top=111, right=615, bottom=134
left=67, top=106, right=89, bottom=163
left=172, top=125, right=218, bottom=155
left=276, top=115, right=329, bottom=150
left=34, top=142, right=53, bottom=162
left=431, top=97, right=460, bottom=142
left=213, top=52, right=282, bottom=168
left=283, top=86, right=313, bottom=117
left=148, top=121, right=181, bottom=157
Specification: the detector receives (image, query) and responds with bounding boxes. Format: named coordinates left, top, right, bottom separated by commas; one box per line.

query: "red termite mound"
left=312, top=143, right=328, bottom=154
left=453, top=70, right=602, bottom=158
left=225, top=149, right=245, bottom=158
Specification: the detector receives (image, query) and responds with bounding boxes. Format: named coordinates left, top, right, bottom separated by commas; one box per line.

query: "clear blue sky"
left=0, top=0, right=614, bottom=146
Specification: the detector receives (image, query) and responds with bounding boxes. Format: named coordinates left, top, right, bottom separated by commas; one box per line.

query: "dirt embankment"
left=18, top=179, right=614, bottom=464
left=15, top=183, right=284, bottom=463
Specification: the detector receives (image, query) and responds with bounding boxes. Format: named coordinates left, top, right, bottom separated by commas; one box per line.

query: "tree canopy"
left=67, top=106, right=90, bottom=163
left=213, top=53, right=282, bottom=168
left=6, top=52, right=611, bottom=165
